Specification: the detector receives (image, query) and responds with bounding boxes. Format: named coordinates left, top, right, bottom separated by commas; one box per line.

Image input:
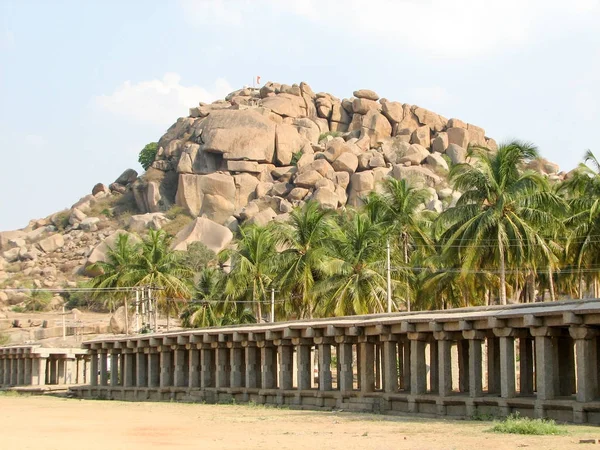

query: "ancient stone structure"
left=71, top=299, right=600, bottom=424
left=0, top=345, right=88, bottom=387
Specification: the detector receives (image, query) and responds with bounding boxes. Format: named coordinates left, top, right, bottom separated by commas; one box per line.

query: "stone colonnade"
left=72, top=300, right=600, bottom=424
left=0, top=346, right=89, bottom=387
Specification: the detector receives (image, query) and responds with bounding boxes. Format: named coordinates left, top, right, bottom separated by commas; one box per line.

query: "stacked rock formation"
left=131, top=81, right=510, bottom=229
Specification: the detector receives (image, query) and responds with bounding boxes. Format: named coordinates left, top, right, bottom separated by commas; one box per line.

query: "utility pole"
left=271, top=288, right=275, bottom=323
left=135, top=288, right=140, bottom=334
left=386, top=239, right=392, bottom=313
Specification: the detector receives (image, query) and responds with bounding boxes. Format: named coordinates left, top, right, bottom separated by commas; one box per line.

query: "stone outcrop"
left=171, top=217, right=233, bottom=254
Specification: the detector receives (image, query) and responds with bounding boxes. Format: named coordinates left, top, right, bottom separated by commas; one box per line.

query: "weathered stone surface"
left=288, top=187, right=309, bottom=201
left=467, top=123, right=486, bottom=146
left=447, top=127, right=469, bottom=149
left=247, top=207, right=277, bottom=227
left=323, top=139, right=349, bottom=163
left=115, top=169, right=138, bottom=186
left=332, top=152, right=359, bottom=174
left=301, top=159, right=334, bottom=178
left=2, top=247, right=21, bottom=263
left=37, top=234, right=64, bottom=253
left=271, top=166, right=297, bottom=181
left=350, top=170, right=375, bottom=192
left=293, top=118, right=321, bottom=143
left=175, top=173, right=236, bottom=218
left=80, top=217, right=101, bottom=232
left=200, top=194, right=235, bottom=224
left=109, top=306, right=134, bottom=334
left=0, top=231, right=26, bottom=252
left=128, top=213, right=169, bottom=232
left=447, top=118, right=467, bottom=129
left=426, top=153, right=449, bottom=172
left=92, top=183, right=109, bottom=196
left=392, top=164, right=442, bottom=188
left=234, top=173, right=259, bottom=209
left=276, top=123, right=307, bottom=166
left=381, top=100, right=404, bottom=124
left=86, top=231, right=142, bottom=269
left=432, top=132, right=449, bottom=153
left=198, top=110, right=276, bottom=163
left=226, top=160, right=261, bottom=173
left=295, top=170, right=323, bottom=188
left=261, top=93, right=307, bottom=118
left=395, top=104, right=420, bottom=134
left=411, top=126, right=431, bottom=148
left=414, top=107, right=447, bottom=132
left=312, top=187, right=338, bottom=209
left=69, top=208, right=87, bottom=225
left=171, top=217, right=233, bottom=254
left=446, top=144, right=467, bottom=164
left=486, top=138, right=498, bottom=152
left=398, top=144, right=429, bottom=165
left=352, top=98, right=380, bottom=115
left=381, top=139, right=411, bottom=165
left=353, top=89, right=379, bottom=101
left=361, top=110, right=392, bottom=146
left=331, top=103, right=351, bottom=124
left=369, top=154, right=386, bottom=168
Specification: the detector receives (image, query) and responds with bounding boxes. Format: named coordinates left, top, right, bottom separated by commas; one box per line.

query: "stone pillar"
left=57, top=358, right=66, bottom=385
left=261, top=346, right=276, bottom=389
left=11, top=358, right=18, bottom=385
left=463, top=331, right=484, bottom=398
left=338, top=343, right=353, bottom=392
left=4, top=358, right=11, bottom=385
left=0, top=358, right=4, bottom=386
left=457, top=340, right=469, bottom=393
left=99, top=352, right=109, bottom=386
left=278, top=345, right=293, bottom=390
left=556, top=337, right=576, bottom=396
left=201, top=348, right=214, bottom=388
left=174, top=348, right=186, bottom=388
left=24, top=357, right=32, bottom=385
left=17, top=357, right=25, bottom=385
left=110, top=352, right=120, bottom=387
left=498, top=335, right=516, bottom=398
left=230, top=347, right=245, bottom=388
left=487, top=337, right=501, bottom=395
left=160, top=348, right=173, bottom=388
left=534, top=334, right=555, bottom=400
left=296, top=345, right=311, bottom=391
left=429, top=340, right=439, bottom=394
left=89, top=352, right=98, bottom=386
left=570, top=327, right=599, bottom=403
left=519, top=337, right=534, bottom=395
left=188, top=348, right=200, bottom=388
left=123, top=353, right=135, bottom=387
left=436, top=334, right=453, bottom=397
left=148, top=352, right=160, bottom=388
left=77, top=357, right=86, bottom=384
left=359, top=342, right=375, bottom=393
left=136, top=352, right=147, bottom=387
left=409, top=334, right=427, bottom=395
left=382, top=340, right=398, bottom=393
left=245, top=346, right=259, bottom=389
left=216, top=347, right=230, bottom=388
left=318, top=344, right=332, bottom=391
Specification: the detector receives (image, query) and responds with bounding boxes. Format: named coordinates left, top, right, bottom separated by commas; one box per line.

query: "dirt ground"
left=0, top=395, right=598, bottom=450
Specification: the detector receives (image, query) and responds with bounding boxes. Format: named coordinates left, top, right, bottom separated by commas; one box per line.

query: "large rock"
left=426, top=153, right=449, bottom=172
left=175, top=173, right=236, bottom=221
left=446, top=144, right=467, bottom=164
left=295, top=170, right=323, bottom=188
left=411, top=126, right=431, bottom=148
left=447, top=127, right=469, bottom=149
left=86, top=231, right=142, bottom=273
left=115, top=169, right=138, bottom=186
left=197, top=110, right=276, bottom=163
left=353, top=89, right=379, bottom=101
left=293, top=118, right=321, bottom=143
left=109, top=306, right=133, bottom=334
left=312, top=187, right=338, bottom=209
left=432, top=132, right=448, bottom=153
left=261, top=93, right=307, bottom=118
left=352, top=98, right=380, bottom=115
left=392, top=165, right=442, bottom=188
left=276, top=123, right=308, bottom=166
left=234, top=173, right=259, bottom=209
left=381, top=101, right=404, bottom=124
left=413, top=107, right=447, bottom=132
left=37, top=234, right=64, bottom=253
left=398, top=144, right=429, bottom=165
left=467, top=123, right=486, bottom=146
left=361, top=110, right=392, bottom=146
left=80, top=217, right=101, bottom=232
left=332, top=152, right=359, bottom=174
left=171, top=217, right=233, bottom=254
left=247, top=207, right=278, bottom=227
left=128, top=213, right=169, bottom=232
left=0, top=231, right=26, bottom=252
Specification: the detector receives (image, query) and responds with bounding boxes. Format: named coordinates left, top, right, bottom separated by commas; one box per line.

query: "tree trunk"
left=124, top=298, right=129, bottom=335
left=548, top=266, right=555, bottom=301
left=403, top=234, right=410, bottom=312
left=498, top=234, right=507, bottom=305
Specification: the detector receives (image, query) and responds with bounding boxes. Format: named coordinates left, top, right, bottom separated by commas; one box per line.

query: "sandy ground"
left=0, top=395, right=599, bottom=450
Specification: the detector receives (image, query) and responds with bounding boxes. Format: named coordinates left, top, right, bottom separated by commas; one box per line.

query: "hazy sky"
left=1, top=0, right=599, bottom=231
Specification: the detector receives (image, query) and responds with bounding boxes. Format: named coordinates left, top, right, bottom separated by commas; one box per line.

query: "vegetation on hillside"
left=88, top=141, right=600, bottom=327
left=138, top=142, right=158, bottom=171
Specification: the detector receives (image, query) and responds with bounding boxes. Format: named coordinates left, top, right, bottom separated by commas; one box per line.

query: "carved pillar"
left=487, top=336, right=501, bottom=395
left=359, top=341, right=375, bottom=393
left=435, top=333, right=453, bottom=397
left=89, top=352, right=98, bottom=386
left=160, top=348, right=173, bottom=388
left=338, top=342, right=353, bottom=392
left=409, top=333, right=427, bottom=395
left=570, top=327, right=599, bottom=403
left=532, top=328, right=557, bottom=400
left=318, top=343, right=332, bottom=391
left=99, top=352, right=109, bottom=386
left=174, top=348, right=186, bottom=388
left=148, top=351, right=160, bottom=388
left=519, top=337, right=534, bottom=395
left=110, top=352, right=120, bottom=387
left=296, top=344, right=311, bottom=391
left=123, top=352, right=135, bottom=387
left=261, top=345, right=277, bottom=389
left=463, top=330, right=484, bottom=398
left=457, top=340, right=469, bottom=394
left=216, top=347, right=230, bottom=388
left=245, top=345, right=260, bottom=389
left=230, top=346, right=245, bottom=388
left=382, top=339, right=398, bottom=393
left=201, top=348, right=214, bottom=388
left=136, top=351, right=147, bottom=387
left=188, top=348, right=200, bottom=388
left=278, top=345, right=293, bottom=390
left=494, top=328, right=517, bottom=399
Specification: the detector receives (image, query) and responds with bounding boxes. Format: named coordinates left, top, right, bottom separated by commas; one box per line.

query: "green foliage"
left=24, top=289, right=54, bottom=312
left=290, top=150, right=303, bottom=167
left=178, top=242, right=216, bottom=274
left=64, top=282, right=106, bottom=311
left=53, top=210, right=70, bottom=231
left=162, top=205, right=193, bottom=236
left=0, top=333, right=10, bottom=346
left=490, top=414, right=565, bottom=435
left=318, top=131, right=343, bottom=142
left=138, top=142, right=158, bottom=171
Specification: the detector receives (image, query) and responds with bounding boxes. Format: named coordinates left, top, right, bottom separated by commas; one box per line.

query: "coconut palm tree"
left=273, top=201, right=334, bottom=319
left=438, top=141, right=565, bottom=305
left=225, top=224, right=278, bottom=322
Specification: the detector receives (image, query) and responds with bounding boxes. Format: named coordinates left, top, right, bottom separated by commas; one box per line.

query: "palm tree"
left=438, top=141, right=565, bottom=305
left=314, top=210, right=392, bottom=316
left=225, top=224, right=277, bottom=322
left=273, top=201, right=334, bottom=319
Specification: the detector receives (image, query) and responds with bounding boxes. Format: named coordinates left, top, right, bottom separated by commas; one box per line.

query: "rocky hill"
left=0, top=81, right=564, bottom=316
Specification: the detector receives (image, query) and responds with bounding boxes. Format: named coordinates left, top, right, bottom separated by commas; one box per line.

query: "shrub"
left=490, top=413, right=566, bottom=435
left=24, top=289, right=53, bottom=312
left=291, top=150, right=303, bottom=167
left=138, top=142, right=158, bottom=171
left=318, top=131, right=343, bottom=142
left=0, top=333, right=9, bottom=346
left=178, top=242, right=216, bottom=273
left=53, top=210, right=70, bottom=231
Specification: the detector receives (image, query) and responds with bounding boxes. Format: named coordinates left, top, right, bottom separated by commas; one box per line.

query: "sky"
left=0, top=0, right=599, bottom=231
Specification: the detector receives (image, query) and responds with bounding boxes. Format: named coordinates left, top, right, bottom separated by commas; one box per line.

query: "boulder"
left=382, top=139, right=411, bottom=165
left=361, top=110, right=392, bottom=146
left=350, top=170, right=375, bottom=192
left=426, top=153, right=449, bottom=172
left=411, top=126, right=431, bottom=148
left=353, top=89, right=379, bottom=101
left=175, top=173, right=236, bottom=219
left=261, top=93, right=307, bottom=118
left=446, top=144, right=467, bottom=164
left=288, top=187, right=309, bottom=201
left=86, top=231, right=142, bottom=272
left=69, top=208, right=87, bottom=225
left=92, top=183, right=109, bottom=196
left=128, top=213, right=169, bottom=232
left=295, top=170, right=323, bottom=188
left=247, top=208, right=278, bottom=227
left=335, top=171, right=350, bottom=189
left=197, top=110, right=276, bottom=163
left=312, top=187, right=338, bottom=209
left=432, top=132, right=448, bottom=153
left=467, top=123, right=486, bottom=146
left=447, top=118, right=467, bottom=129
left=331, top=103, right=351, bottom=124
left=381, top=101, right=404, bottom=124
left=115, top=169, right=138, bottom=186
left=398, top=144, right=429, bottom=165
left=332, top=152, right=359, bottom=174
left=37, top=234, right=65, bottom=253
left=413, top=107, right=447, bottom=132
left=392, top=165, right=442, bottom=188
left=276, top=123, right=308, bottom=166
left=447, top=127, right=469, bottom=149
left=171, top=217, right=233, bottom=254
left=369, top=154, right=386, bottom=168
left=226, top=160, right=261, bottom=173
left=109, top=306, right=134, bottom=334
left=352, top=98, right=380, bottom=115
left=0, top=231, right=26, bottom=252
left=234, top=173, right=259, bottom=209
left=2, top=247, right=21, bottom=263
left=271, top=166, right=297, bottom=182
left=395, top=104, right=420, bottom=134
left=293, top=118, right=321, bottom=143
left=80, top=217, right=101, bottom=232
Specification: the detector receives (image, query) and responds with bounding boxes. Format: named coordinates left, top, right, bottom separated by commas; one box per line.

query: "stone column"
left=494, top=331, right=516, bottom=399
left=318, top=344, right=332, bottom=391
left=296, top=344, right=311, bottom=391
left=216, top=347, right=230, bottom=388
left=136, top=352, right=147, bottom=387
left=435, top=333, right=453, bottom=397
left=11, top=357, right=18, bottom=385
left=487, top=337, right=501, bottom=395
left=556, top=336, right=576, bottom=396
left=17, top=357, right=25, bottom=385
left=382, top=340, right=398, bottom=393
left=519, top=337, right=534, bottom=395
left=201, top=348, right=214, bottom=388
left=77, top=357, right=86, bottom=384
left=457, top=340, right=469, bottom=394
left=188, top=348, right=200, bottom=388
left=261, top=346, right=277, bottom=389
left=230, top=347, right=245, bottom=388
left=570, top=327, right=599, bottom=403
left=533, top=331, right=556, bottom=400
left=99, top=352, right=109, bottom=386
left=148, top=352, right=160, bottom=388
left=409, top=334, right=427, bottom=395
left=338, top=343, right=353, bottom=392
left=89, top=352, right=98, bottom=386
left=160, top=348, right=173, bottom=388
left=4, top=358, right=11, bottom=385
left=278, top=345, right=293, bottom=390
left=174, top=348, right=186, bottom=388
left=245, top=346, right=259, bottom=389
left=57, top=358, right=67, bottom=385
left=110, top=352, right=120, bottom=387
left=463, top=331, right=484, bottom=398
left=123, top=353, right=135, bottom=387
left=0, top=358, right=4, bottom=386
left=429, top=340, right=439, bottom=394
left=359, top=342, right=375, bottom=393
